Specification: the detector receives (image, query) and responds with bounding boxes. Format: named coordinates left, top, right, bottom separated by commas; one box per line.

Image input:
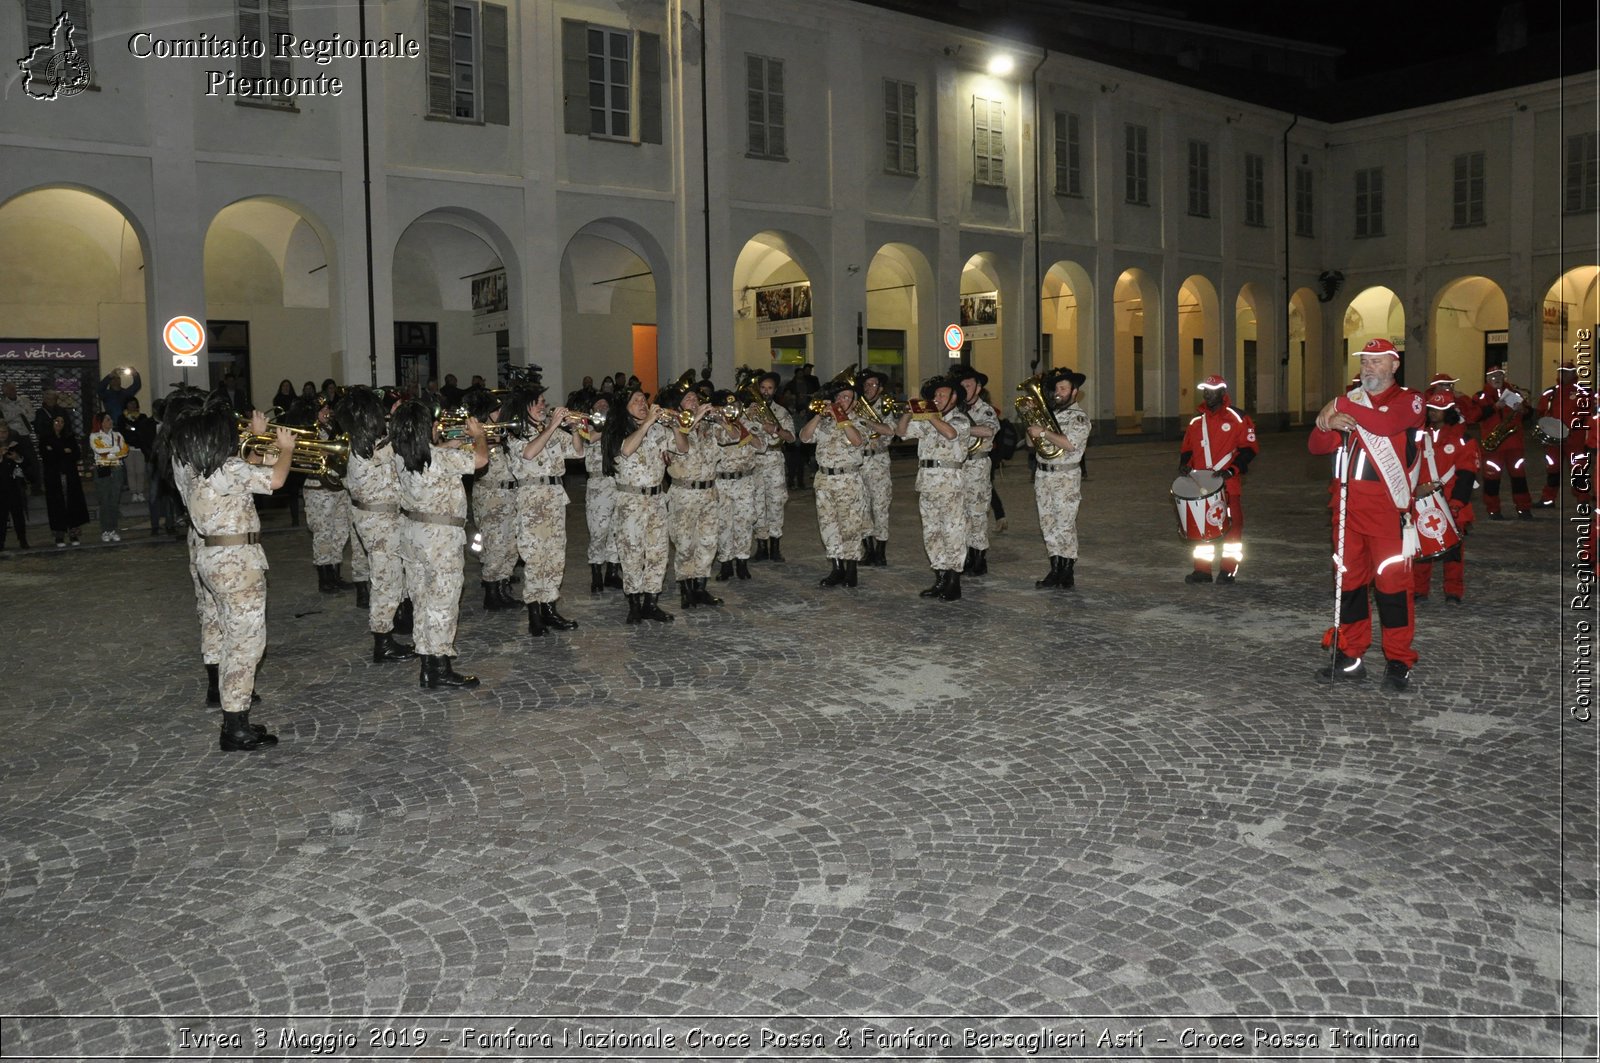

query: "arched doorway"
left=1235, top=283, right=1272, bottom=416
left=1288, top=288, right=1324, bottom=423
left=392, top=211, right=515, bottom=397
left=560, top=220, right=666, bottom=399
left=865, top=243, right=934, bottom=395
left=1113, top=268, right=1159, bottom=432
left=204, top=197, right=334, bottom=406
left=1178, top=275, right=1219, bottom=409
left=1041, top=260, right=1092, bottom=379
left=1342, top=285, right=1405, bottom=383
left=1431, top=276, right=1508, bottom=389
left=1541, top=266, right=1598, bottom=390
left=733, top=230, right=820, bottom=387
left=959, top=253, right=1004, bottom=387
left=0, top=186, right=149, bottom=448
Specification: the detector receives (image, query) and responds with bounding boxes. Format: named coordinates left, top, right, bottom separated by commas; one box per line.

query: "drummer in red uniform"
left=1308, top=339, right=1425, bottom=692
left=1413, top=375, right=1479, bottom=606
left=1537, top=361, right=1593, bottom=506
left=1178, top=375, right=1257, bottom=584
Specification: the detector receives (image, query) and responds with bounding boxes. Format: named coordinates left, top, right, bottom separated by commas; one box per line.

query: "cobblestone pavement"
left=1, top=435, right=1595, bottom=1059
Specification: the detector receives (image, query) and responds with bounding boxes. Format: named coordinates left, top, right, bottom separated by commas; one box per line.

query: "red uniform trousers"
left=1411, top=545, right=1465, bottom=600
left=1480, top=438, right=1532, bottom=515
left=1332, top=482, right=1417, bottom=667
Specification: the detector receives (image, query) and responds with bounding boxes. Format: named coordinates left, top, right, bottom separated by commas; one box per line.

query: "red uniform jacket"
left=1308, top=383, right=1426, bottom=511
left=1180, top=398, right=1258, bottom=478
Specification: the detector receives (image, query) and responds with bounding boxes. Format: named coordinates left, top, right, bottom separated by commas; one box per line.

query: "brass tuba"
left=1015, top=375, right=1065, bottom=460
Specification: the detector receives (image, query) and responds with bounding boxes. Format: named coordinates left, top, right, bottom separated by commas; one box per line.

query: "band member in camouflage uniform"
left=466, top=389, right=518, bottom=611
left=800, top=379, right=868, bottom=587
left=1028, top=367, right=1092, bottom=592
left=512, top=385, right=582, bottom=637
left=392, top=400, right=488, bottom=689
left=663, top=384, right=726, bottom=608
left=896, top=375, right=971, bottom=601
left=302, top=401, right=355, bottom=594
left=336, top=387, right=417, bottom=664
left=747, top=371, right=794, bottom=562
left=857, top=371, right=898, bottom=566
left=715, top=388, right=763, bottom=581
left=581, top=396, right=622, bottom=593
left=170, top=398, right=295, bottom=752
left=948, top=367, right=998, bottom=576
left=603, top=387, right=687, bottom=622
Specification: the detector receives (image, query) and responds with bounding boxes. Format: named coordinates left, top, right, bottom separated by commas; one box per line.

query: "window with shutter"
left=1053, top=111, right=1081, bottom=197
left=974, top=95, right=1004, bottom=187
left=1355, top=167, right=1384, bottom=237
left=1187, top=140, right=1209, bottom=217
left=561, top=21, right=658, bottom=142
left=1124, top=124, right=1149, bottom=205
left=1452, top=152, right=1484, bottom=227
left=1567, top=133, right=1599, bottom=214
left=746, top=55, right=785, bottom=159
left=236, top=0, right=291, bottom=97
left=1243, top=153, right=1265, bottom=227
left=1294, top=167, right=1315, bottom=237
left=884, top=79, right=916, bottom=175
left=27, top=0, right=94, bottom=84
left=481, top=3, right=508, bottom=125
left=426, top=0, right=454, bottom=117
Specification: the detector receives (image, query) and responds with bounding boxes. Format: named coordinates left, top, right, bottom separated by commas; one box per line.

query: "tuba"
left=1015, top=375, right=1065, bottom=460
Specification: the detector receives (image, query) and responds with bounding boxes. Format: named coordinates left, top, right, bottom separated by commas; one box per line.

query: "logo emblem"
left=1418, top=509, right=1445, bottom=538
left=1412, top=395, right=1423, bottom=414
left=18, top=12, right=92, bottom=100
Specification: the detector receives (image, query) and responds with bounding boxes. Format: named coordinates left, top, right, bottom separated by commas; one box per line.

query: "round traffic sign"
left=163, top=316, right=205, bottom=356
left=943, top=323, right=965, bottom=351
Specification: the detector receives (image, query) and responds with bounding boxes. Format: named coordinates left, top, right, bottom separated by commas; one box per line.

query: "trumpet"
left=877, top=394, right=904, bottom=420
left=438, top=412, right=525, bottom=441
left=237, top=427, right=350, bottom=484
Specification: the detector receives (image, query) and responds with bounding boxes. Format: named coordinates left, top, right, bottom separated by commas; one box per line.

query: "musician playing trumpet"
left=512, top=385, right=583, bottom=637
left=896, top=375, right=971, bottom=601
left=602, top=387, right=688, bottom=623
left=800, top=378, right=869, bottom=587
left=302, top=400, right=356, bottom=594
left=747, top=371, right=795, bottom=562
left=1026, top=368, right=1092, bottom=592
left=714, top=387, right=764, bottom=581
left=663, top=383, right=727, bottom=608
left=581, top=396, right=623, bottom=594
left=856, top=371, right=899, bottom=566
left=468, top=389, right=519, bottom=611
left=336, top=387, right=418, bottom=665
left=950, top=367, right=999, bottom=577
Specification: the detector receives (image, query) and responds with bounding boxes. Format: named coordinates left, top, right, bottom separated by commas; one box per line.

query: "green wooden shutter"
left=482, top=2, right=508, bottom=125
left=561, top=18, right=589, bottom=133
left=638, top=31, right=661, bottom=144
left=426, top=0, right=452, bottom=116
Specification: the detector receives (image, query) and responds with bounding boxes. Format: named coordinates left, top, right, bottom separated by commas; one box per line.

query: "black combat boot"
left=590, top=563, right=605, bottom=593
left=391, top=599, right=414, bottom=634
left=768, top=537, right=785, bottom=562
left=626, top=593, right=643, bottom=624
left=735, top=558, right=751, bottom=580
left=327, top=564, right=354, bottom=590
left=753, top=538, right=770, bottom=561
left=604, top=561, right=624, bottom=589
left=861, top=537, right=874, bottom=564
left=1059, top=558, right=1076, bottom=590
left=844, top=559, right=859, bottom=587
left=206, top=663, right=222, bottom=706
left=220, top=711, right=276, bottom=752
left=434, top=656, right=480, bottom=689
left=316, top=564, right=334, bottom=592
left=716, top=560, right=735, bottom=581
left=526, top=603, right=548, bottom=637
left=355, top=581, right=370, bottom=608
left=373, top=631, right=417, bottom=663
left=973, top=549, right=988, bottom=576
left=1036, top=556, right=1063, bottom=588
left=920, top=570, right=948, bottom=598
left=939, top=569, right=963, bottom=601
left=874, top=539, right=888, bottom=567
left=542, top=602, right=578, bottom=631
left=819, top=559, right=848, bottom=587
left=498, top=579, right=519, bottom=606
left=418, top=654, right=435, bottom=688
left=680, top=580, right=697, bottom=608
left=484, top=580, right=506, bottom=611
left=962, top=548, right=977, bottom=575
left=693, top=578, right=723, bottom=606
left=640, top=592, right=674, bottom=623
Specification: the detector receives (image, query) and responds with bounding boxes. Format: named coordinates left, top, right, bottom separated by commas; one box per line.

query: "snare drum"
left=1170, top=470, right=1229, bottom=541
left=1532, top=415, right=1569, bottom=447
left=1410, top=483, right=1461, bottom=562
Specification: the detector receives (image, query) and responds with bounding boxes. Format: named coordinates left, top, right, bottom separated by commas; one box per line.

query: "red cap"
left=1559, top=361, right=1577, bottom=372
left=1486, top=364, right=1506, bottom=377
left=1197, top=375, right=1228, bottom=390
left=1356, top=338, right=1400, bottom=358
left=1425, top=394, right=1457, bottom=410
left=1427, top=373, right=1457, bottom=389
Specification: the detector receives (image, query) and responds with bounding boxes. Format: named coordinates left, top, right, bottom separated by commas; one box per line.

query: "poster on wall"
left=1543, top=303, right=1566, bottom=341
left=470, top=267, right=508, bottom=335
left=960, top=292, right=1000, bottom=340
left=756, top=282, right=813, bottom=338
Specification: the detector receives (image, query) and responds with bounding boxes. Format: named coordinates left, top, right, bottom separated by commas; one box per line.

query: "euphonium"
left=737, top=381, right=778, bottom=429
left=1015, top=375, right=1065, bottom=460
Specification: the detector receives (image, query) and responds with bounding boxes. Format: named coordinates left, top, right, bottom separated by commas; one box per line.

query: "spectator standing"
left=90, top=412, right=129, bottom=541
left=439, top=374, right=463, bottom=409
left=39, top=411, right=89, bottom=546
left=97, top=367, right=142, bottom=425
left=118, top=398, right=156, bottom=503
left=272, top=379, right=297, bottom=415
left=0, top=422, right=29, bottom=550
left=0, top=381, right=40, bottom=490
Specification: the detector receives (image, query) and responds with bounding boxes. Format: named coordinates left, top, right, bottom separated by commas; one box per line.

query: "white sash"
left=1346, top=389, right=1413, bottom=510
left=1197, top=413, right=1235, bottom=473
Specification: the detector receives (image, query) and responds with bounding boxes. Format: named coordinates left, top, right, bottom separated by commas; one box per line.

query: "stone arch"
left=865, top=241, right=936, bottom=394
left=561, top=217, right=672, bottom=396
left=1041, top=259, right=1093, bottom=379
left=733, top=229, right=823, bottom=379
left=1178, top=275, right=1220, bottom=408
left=1112, top=268, right=1160, bottom=431
left=1430, top=275, right=1509, bottom=389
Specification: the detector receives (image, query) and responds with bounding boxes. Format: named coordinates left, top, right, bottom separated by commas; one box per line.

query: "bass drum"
left=1170, top=470, right=1228, bottom=541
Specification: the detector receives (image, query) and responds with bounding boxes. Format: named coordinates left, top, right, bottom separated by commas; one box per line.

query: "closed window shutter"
left=25, top=0, right=53, bottom=47
left=426, top=0, right=453, bottom=116
left=767, top=59, right=784, bottom=157
left=481, top=2, right=508, bottom=125
left=900, top=82, right=916, bottom=173
left=267, top=0, right=291, bottom=79
left=883, top=81, right=899, bottom=171
left=746, top=55, right=765, bottom=155
left=1053, top=111, right=1067, bottom=190
left=238, top=0, right=264, bottom=79
left=60, top=0, right=92, bottom=68
left=562, top=18, right=589, bottom=133
left=638, top=31, right=661, bottom=144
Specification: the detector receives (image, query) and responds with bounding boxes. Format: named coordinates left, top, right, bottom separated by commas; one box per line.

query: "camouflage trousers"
left=194, top=553, right=267, bottom=714
left=473, top=484, right=518, bottom=581
left=188, top=540, right=222, bottom=665
left=404, top=529, right=464, bottom=657
left=352, top=510, right=404, bottom=632
left=753, top=455, right=788, bottom=537
left=1035, top=465, right=1082, bottom=559
left=304, top=488, right=351, bottom=565
left=963, top=459, right=991, bottom=550
left=585, top=475, right=619, bottom=564
left=669, top=484, right=718, bottom=581
left=614, top=488, right=668, bottom=594
left=716, top=476, right=757, bottom=562
left=516, top=486, right=568, bottom=604
left=815, top=471, right=867, bottom=559
left=918, top=484, right=967, bottom=570
left=862, top=451, right=892, bottom=540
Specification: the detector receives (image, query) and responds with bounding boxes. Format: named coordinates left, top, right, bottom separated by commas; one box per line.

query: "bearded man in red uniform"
left=1308, top=339, right=1425, bottom=692
left=1178, top=375, right=1258, bottom=584
left=1412, top=378, right=1480, bottom=605
left=1538, top=361, right=1593, bottom=506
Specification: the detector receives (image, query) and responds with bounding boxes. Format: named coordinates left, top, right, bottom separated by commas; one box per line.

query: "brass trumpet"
left=437, top=412, right=525, bottom=441
left=237, top=428, right=350, bottom=484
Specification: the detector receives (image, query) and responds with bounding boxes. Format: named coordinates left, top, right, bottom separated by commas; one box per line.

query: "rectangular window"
left=746, top=54, right=786, bottom=159
left=1354, top=166, right=1384, bottom=238
left=426, top=1, right=508, bottom=124
left=237, top=0, right=291, bottom=90
left=1125, top=123, right=1149, bottom=204
left=1243, top=153, right=1265, bottom=226
left=974, top=95, right=1005, bottom=187
left=883, top=79, right=917, bottom=175
left=1054, top=111, right=1082, bottom=196
left=25, top=0, right=94, bottom=83
left=1294, top=166, right=1315, bottom=236
left=588, top=27, right=630, bottom=138
left=1567, top=132, right=1598, bottom=213
left=1187, top=139, right=1210, bottom=217
left=1452, top=151, right=1485, bottom=227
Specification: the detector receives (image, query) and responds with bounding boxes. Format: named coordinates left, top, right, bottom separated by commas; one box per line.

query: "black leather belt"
left=676, top=479, right=716, bottom=490
left=496, top=479, right=518, bottom=489
left=1035, top=464, right=1074, bottom=474
left=919, top=459, right=962, bottom=469
left=520, top=475, right=562, bottom=486
left=403, top=509, right=466, bottom=528
left=202, top=532, right=261, bottom=547
left=717, top=471, right=749, bottom=481
left=618, top=484, right=663, bottom=496
left=817, top=465, right=860, bottom=476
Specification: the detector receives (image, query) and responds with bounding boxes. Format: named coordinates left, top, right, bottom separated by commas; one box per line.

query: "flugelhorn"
left=237, top=422, right=350, bottom=485
left=1015, top=375, right=1065, bottom=460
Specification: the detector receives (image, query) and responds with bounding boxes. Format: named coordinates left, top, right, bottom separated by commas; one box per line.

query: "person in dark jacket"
left=39, top=412, right=89, bottom=546
left=98, top=368, right=142, bottom=425
left=0, top=422, right=29, bottom=550
left=118, top=398, right=157, bottom=503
